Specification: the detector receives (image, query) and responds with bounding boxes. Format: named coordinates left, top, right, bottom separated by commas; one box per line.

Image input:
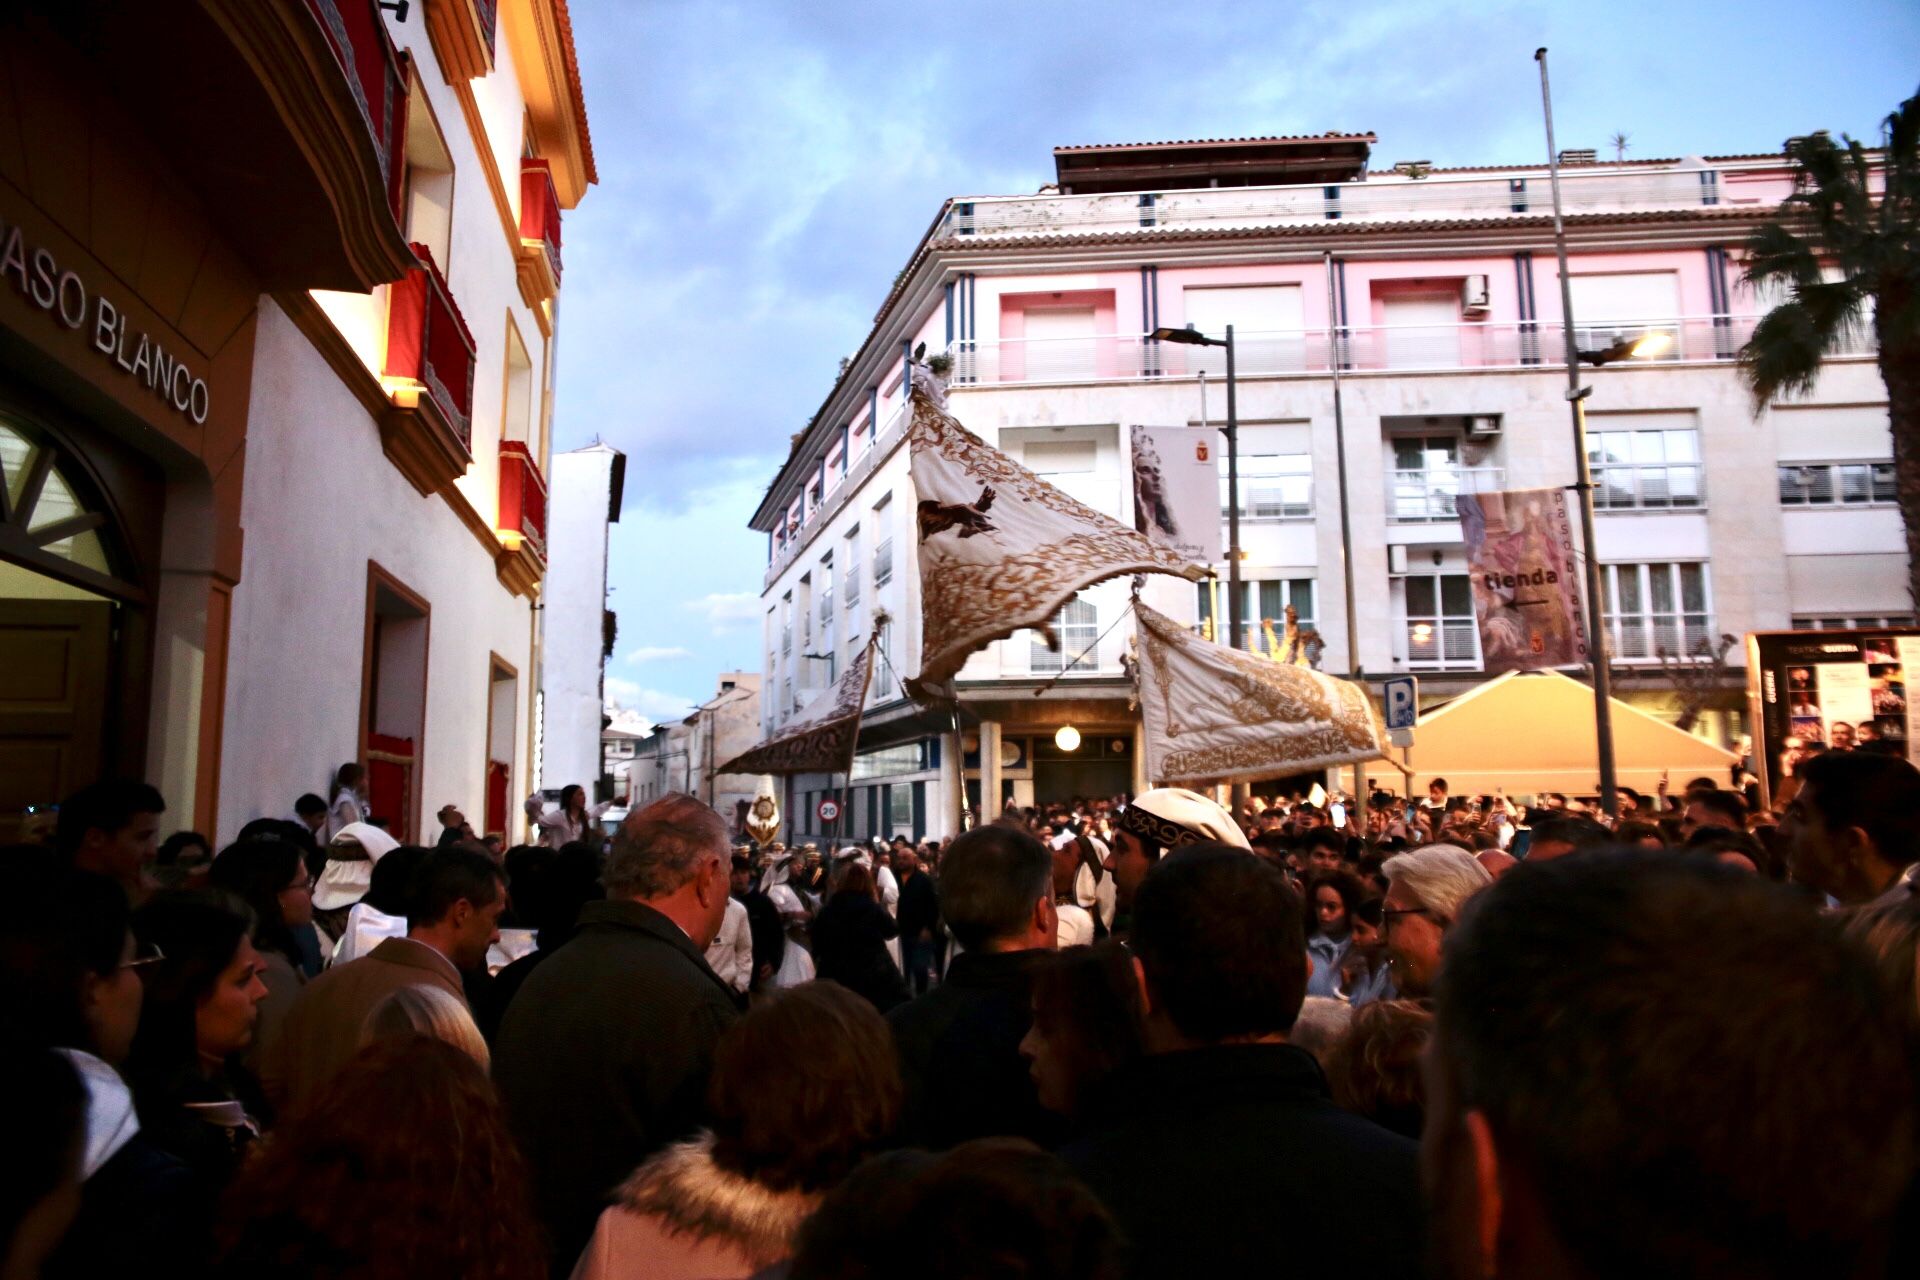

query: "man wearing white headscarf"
left=1105, top=787, right=1250, bottom=917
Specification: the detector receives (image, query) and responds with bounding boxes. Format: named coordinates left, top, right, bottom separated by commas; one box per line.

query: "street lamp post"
left=1537, top=46, right=1621, bottom=819
left=1153, top=324, right=1245, bottom=807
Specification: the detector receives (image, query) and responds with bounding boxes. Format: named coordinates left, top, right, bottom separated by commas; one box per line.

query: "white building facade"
left=217, top=1, right=595, bottom=844
left=750, top=135, right=1898, bottom=842
left=540, top=441, right=626, bottom=796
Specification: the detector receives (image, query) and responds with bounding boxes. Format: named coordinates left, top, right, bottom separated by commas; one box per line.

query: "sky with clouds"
left=552, top=0, right=1919, bottom=729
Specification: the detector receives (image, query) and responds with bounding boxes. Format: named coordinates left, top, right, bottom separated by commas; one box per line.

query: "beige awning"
left=1362, top=669, right=1736, bottom=801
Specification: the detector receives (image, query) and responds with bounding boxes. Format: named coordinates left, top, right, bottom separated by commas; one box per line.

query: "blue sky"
left=552, top=0, right=1919, bottom=728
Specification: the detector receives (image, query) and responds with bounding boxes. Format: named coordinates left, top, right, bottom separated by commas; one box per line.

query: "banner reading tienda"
left=1455, top=487, right=1589, bottom=672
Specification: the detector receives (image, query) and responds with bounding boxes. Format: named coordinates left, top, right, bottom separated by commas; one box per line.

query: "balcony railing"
left=1388, top=466, right=1507, bottom=522
left=308, top=0, right=408, bottom=223
left=498, top=440, right=548, bottom=559
left=520, top=157, right=563, bottom=282
left=424, top=0, right=500, bottom=80
left=765, top=400, right=910, bottom=587
left=1604, top=614, right=1717, bottom=661
left=384, top=244, right=478, bottom=448
left=941, top=316, right=1873, bottom=387
left=939, top=166, right=1744, bottom=240
left=1591, top=461, right=1705, bottom=511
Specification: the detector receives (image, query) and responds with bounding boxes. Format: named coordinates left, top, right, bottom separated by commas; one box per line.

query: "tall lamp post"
left=1152, top=323, right=1245, bottom=808
left=1536, top=48, right=1674, bottom=819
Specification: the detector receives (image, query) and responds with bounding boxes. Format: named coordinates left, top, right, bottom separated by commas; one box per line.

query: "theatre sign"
left=0, top=211, right=211, bottom=425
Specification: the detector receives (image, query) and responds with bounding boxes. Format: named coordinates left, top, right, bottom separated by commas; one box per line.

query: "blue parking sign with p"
left=1384, top=677, right=1419, bottom=731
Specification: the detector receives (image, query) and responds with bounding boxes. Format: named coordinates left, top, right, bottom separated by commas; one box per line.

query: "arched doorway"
left=0, top=410, right=156, bottom=839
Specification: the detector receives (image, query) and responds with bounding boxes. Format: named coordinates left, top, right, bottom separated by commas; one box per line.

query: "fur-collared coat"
left=569, top=1134, right=819, bottom=1280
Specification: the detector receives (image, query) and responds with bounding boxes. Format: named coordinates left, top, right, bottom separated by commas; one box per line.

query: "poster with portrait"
left=1747, top=628, right=1920, bottom=808
left=1129, top=425, right=1223, bottom=565
left=1456, top=487, right=1588, bottom=672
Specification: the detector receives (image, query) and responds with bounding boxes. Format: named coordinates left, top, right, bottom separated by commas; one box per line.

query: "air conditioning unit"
left=1461, top=274, right=1491, bottom=314
left=1466, top=415, right=1503, bottom=439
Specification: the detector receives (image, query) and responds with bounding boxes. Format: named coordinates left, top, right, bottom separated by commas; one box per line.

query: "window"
left=873, top=536, right=893, bottom=588
left=401, top=74, right=456, bottom=269
left=888, top=783, right=914, bottom=829
left=843, top=528, right=861, bottom=608
left=1395, top=573, right=1479, bottom=670
left=1565, top=271, right=1682, bottom=356
left=1389, top=435, right=1500, bottom=522
left=1031, top=597, right=1098, bottom=674
left=1601, top=563, right=1713, bottom=660
left=817, top=556, right=834, bottom=629
left=501, top=320, right=533, bottom=445
left=1792, top=615, right=1916, bottom=631
left=1230, top=453, right=1312, bottom=519
left=1181, top=285, right=1306, bottom=374
left=1778, top=462, right=1897, bottom=507
left=1195, top=579, right=1316, bottom=650
left=780, top=592, right=792, bottom=656
left=1589, top=428, right=1703, bottom=509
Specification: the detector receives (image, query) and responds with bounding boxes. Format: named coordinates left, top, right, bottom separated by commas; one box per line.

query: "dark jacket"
left=885, top=948, right=1063, bottom=1149
left=896, top=868, right=939, bottom=941
left=47, top=1134, right=195, bottom=1280
left=1062, top=1044, right=1422, bottom=1280
left=811, top=892, right=907, bottom=1012
left=493, top=899, right=739, bottom=1274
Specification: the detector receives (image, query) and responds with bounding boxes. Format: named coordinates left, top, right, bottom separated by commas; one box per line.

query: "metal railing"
left=765, top=400, right=909, bottom=586
left=1404, top=619, right=1481, bottom=669
left=939, top=166, right=1742, bottom=240
left=383, top=244, right=478, bottom=449
left=1777, top=462, right=1897, bottom=507
left=1388, top=466, right=1506, bottom=522
left=519, top=157, right=563, bottom=281
left=497, top=441, right=547, bottom=558
left=1604, top=615, right=1717, bottom=661
left=942, top=316, right=1872, bottom=387
left=1591, top=461, right=1706, bottom=510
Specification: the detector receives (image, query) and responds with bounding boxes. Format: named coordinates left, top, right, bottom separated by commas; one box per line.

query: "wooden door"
left=0, top=600, right=111, bottom=840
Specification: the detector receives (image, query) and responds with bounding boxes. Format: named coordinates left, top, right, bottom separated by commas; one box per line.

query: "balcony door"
left=1390, top=435, right=1462, bottom=522
left=1021, top=306, right=1097, bottom=381
left=1381, top=293, right=1462, bottom=369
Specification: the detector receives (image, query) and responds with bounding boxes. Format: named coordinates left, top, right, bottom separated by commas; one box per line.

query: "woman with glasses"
left=126, top=891, right=270, bottom=1267
left=0, top=852, right=195, bottom=1277
left=208, top=838, right=316, bottom=1071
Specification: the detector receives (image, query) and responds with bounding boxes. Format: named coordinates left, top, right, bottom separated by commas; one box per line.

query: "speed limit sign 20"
left=817, top=797, right=841, bottom=824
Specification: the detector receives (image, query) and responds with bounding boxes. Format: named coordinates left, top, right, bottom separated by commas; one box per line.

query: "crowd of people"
left=4, top=749, right=1919, bottom=1279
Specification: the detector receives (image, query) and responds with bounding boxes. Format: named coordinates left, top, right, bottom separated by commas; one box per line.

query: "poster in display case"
left=1747, top=628, right=1920, bottom=809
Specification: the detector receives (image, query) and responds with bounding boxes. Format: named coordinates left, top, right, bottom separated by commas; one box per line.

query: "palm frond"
left=1738, top=304, right=1829, bottom=411
left=1739, top=222, right=1823, bottom=291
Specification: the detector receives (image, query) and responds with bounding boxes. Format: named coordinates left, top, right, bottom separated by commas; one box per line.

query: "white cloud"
left=604, top=677, right=697, bottom=724
left=683, top=592, right=762, bottom=634
left=626, top=645, right=693, bottom=664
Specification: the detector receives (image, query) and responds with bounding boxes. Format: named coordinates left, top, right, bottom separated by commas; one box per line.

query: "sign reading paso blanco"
left=0, top=213, right=211, bottom=424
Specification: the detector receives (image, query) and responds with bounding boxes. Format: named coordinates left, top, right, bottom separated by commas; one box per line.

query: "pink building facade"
left=749, top=136, right=1893, bottom=839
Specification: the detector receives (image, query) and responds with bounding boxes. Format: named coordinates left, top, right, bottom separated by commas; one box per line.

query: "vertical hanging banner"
left=1129, top=426, right=1223, bottom=564
left=1456, top=487, right=1589, bottom=672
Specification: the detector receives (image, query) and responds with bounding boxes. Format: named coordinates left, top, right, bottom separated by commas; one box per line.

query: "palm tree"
left=1740, top=89, right=1919, bottom=604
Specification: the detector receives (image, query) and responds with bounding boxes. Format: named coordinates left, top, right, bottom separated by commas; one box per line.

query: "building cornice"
left=502, top=0, right=597, bottom=205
